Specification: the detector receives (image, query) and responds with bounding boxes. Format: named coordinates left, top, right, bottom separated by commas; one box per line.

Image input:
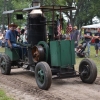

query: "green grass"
left=0, top=48, right=5, bottom=53
left=0, top=89, right=14, bottom=100
left=75, top=45, right=100, bottom=76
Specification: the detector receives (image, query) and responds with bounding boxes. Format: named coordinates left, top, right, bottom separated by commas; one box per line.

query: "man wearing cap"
left=5, top=23, right=20, bottom=48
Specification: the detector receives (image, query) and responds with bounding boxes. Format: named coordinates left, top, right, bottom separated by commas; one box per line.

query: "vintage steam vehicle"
left=0, top=5, right=97, bottom=90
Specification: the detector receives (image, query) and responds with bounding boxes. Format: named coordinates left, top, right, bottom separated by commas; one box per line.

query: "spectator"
left=18, top=29, right=25, bottom=43
left=93, top=28, right=100, bottom=57
left=70, top=26, right=80, bottom=51
left=0, top=32, right=3, bottom=47
left=23, top=26, right=28, bottom=44
left=16, top=27, right=21, bottom=35
left=84, top=28, right=92, bottom=57
left=65, top=31, right=71, bottom=40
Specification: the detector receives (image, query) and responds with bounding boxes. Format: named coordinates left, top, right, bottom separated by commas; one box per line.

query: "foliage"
left=1, top=0, right=100, bottom=29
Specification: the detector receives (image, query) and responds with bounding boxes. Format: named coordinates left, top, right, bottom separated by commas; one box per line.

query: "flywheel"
left=32, top=45, right=45, bottom=62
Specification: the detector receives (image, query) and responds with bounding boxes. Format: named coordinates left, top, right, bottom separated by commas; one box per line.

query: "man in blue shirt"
left=5, top=23, right=20, bottom=48
left=5, top=23, right=23, bottom=59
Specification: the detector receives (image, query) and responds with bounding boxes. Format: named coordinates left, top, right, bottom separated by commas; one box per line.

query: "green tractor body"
left=5, top=48, right=20, bottom=61
left=50, top=40, right=75, bottom=68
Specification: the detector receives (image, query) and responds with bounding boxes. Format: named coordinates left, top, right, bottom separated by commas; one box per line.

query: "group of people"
left=71, top=27, right=100, bottom=57
left=84, top=28, right=100, bottom=57
left=63, top=26, right=80, bottom=50
left=63, top=25, right=100, bottom=57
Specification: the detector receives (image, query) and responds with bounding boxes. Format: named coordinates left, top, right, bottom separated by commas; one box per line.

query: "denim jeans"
left=85, top=40, right=91, bottom=56
left=12, top=43, right=20, bottom=48
left=12, top=43, right=23, bottom=59
left=0, top=40, right=2, bottom=46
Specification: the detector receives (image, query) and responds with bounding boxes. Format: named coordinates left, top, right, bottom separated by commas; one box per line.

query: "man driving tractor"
left=5, top=23, right=20, bottom=48
left=5, top=23, right=22, bottom=59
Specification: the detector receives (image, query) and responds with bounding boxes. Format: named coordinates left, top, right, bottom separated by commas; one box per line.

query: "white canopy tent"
left=81, top=23, right=100, bottom=29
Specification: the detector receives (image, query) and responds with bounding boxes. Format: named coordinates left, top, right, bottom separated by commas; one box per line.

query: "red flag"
left=57, top=19, right=61, bottom=36
left=66, top=20, right=72, bottom=34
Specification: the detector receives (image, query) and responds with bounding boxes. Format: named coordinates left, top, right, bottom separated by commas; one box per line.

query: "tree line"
left=0, top=0, right=100, bottom=29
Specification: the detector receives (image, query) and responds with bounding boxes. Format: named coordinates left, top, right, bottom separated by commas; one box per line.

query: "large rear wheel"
left=0, top=54, right=11, bottom=75
left=79, top=58, right=97, bottom=83
left=35, top=62, right=52, bottom=90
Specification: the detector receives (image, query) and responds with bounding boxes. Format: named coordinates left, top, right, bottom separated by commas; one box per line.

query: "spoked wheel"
left=0, top=54, right=11, bottom=75
left=79, top=58, right=97, bottom=83
left=35, top=62, right=52, bottom=90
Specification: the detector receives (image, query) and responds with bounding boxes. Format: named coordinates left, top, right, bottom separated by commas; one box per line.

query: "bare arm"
left=84, top=34, right=92, bottom=39
left=93, top=36, right=99, bottom=39
left=7, top=40, right=12, bottom=48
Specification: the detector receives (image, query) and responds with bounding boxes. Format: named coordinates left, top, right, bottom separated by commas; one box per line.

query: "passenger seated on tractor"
left=5, top=23, right=22, bottom=59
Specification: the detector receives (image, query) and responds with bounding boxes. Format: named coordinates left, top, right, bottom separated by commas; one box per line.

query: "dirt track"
left=0, top=68, right=100, bottom=100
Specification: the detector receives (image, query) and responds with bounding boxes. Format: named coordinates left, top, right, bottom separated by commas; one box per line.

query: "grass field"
left=75, top=45, right=100, bottom=75
left=0, top=48, right=5, bottom=53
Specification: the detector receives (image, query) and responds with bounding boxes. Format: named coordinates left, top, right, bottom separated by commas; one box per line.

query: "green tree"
left=1, top=0, right=100, bottom=29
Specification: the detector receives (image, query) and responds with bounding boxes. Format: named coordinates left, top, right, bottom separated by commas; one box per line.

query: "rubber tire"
left=0, top=54, right=11, bottom=75
left=35, top=62, right=52, bottom=90
left=79, top=58, right=97, bottom=84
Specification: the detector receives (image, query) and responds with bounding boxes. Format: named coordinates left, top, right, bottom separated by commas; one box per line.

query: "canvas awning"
left=81, top=23, right=100, bottom=29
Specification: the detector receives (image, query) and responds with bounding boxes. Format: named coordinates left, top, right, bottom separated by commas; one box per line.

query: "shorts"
left=95, top=43, right=100, bottom=50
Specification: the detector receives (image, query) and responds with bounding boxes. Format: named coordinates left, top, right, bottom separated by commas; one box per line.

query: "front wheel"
left=35, top=62, right=52, bottom=90
left=79, top=58, right=97, bottom=84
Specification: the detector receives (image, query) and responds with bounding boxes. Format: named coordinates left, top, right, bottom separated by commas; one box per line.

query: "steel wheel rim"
left=1, top=58, right=6, bottom=72
left=37, top=68, right=45, bottom=84
left=80, top=63, right=90, bottom=78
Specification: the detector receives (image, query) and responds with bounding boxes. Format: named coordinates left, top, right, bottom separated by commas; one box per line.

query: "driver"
left=5, top=23, right=23, bottom=59
left=5, top=23, right=20, bottom=48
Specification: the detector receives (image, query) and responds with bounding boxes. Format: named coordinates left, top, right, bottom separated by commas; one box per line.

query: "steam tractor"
left=0, top=5, right=97, bottom=90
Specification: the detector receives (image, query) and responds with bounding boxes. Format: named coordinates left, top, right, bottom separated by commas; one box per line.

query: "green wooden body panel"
left=5, top=48, right=20, bottom=61
left=60, top=40, right=75, bottom=67
left=50, top=40, right=75, bottom=68
left=50, top=41, right=61, bottom=66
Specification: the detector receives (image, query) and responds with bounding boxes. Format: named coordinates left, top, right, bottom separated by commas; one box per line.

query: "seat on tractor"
left=5, top=47, right=20, bottom=61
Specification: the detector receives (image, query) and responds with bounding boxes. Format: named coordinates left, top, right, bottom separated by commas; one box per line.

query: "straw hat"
left=8, top=23, right=18, bottom=28
left=73, top=26, right=77, bottom=29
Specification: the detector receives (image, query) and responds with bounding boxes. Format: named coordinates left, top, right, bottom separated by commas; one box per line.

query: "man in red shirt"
left=93, top=28, right=100, bottom=57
